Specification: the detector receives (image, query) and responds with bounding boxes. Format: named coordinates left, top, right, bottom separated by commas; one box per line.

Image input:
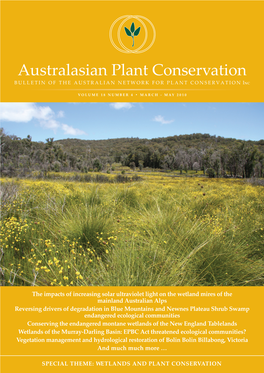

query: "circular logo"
left=109, top=15, right=156, bottom=54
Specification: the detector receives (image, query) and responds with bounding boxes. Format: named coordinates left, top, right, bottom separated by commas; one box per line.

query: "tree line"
left=1, top=129, right=263, bottom=178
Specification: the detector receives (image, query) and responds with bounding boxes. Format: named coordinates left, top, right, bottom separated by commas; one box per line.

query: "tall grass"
left=0, top=175, right=263, bottom=286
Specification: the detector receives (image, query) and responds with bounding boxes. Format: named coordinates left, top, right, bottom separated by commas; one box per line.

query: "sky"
left=0, top=102, right=263, bottom=142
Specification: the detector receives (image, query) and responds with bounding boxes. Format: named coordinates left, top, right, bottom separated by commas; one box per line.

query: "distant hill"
left=1, top=129, right=264, bottom=178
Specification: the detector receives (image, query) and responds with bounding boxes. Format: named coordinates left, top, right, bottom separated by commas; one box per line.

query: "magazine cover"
left=0, top=0, right=263, bottom=372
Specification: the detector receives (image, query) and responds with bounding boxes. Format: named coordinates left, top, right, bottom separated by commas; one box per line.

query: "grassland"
left=0, top=171, right=263, bottom=286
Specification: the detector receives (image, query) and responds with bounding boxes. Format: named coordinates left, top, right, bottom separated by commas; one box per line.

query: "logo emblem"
left=124, top=22, right=141, bottom=47
left=109, top=15, right=156, bottom=54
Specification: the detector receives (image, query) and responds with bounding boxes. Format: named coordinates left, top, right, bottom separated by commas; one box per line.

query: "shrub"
left=206, top=168, right=215, bottom=178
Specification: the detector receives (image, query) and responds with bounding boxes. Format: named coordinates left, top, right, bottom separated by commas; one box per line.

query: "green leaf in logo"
left=124, top=27, right=132, bottom=36
left=124, top=22, right=141, bottom=47
left=130, top=22, right=135, bottom=33
left=134, top=27, right=141, bottom=36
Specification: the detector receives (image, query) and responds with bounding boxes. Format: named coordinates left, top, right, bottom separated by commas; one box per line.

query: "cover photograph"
left=0, top=1, right=263, bottom=372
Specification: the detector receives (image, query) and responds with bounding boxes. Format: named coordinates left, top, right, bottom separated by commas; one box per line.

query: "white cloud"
left=110, top=102, right=133, bottom=110
left=153, top=115, right=174, bottom=125
left=39, top=119, right=61, bottom=131
left=0, top=103, right=53, bottom=122
left=0, top=103, right=86, bottom=136
left=61, top=124, right=86, bottom=136
left=57, top=110, right=64, bottom=118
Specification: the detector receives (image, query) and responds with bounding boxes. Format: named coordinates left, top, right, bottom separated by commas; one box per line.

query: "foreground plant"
left=0, top=175, right=263, bottom=286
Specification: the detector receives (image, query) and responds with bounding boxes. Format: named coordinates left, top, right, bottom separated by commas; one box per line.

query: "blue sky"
left=0, top=102, right=263, bottom=142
